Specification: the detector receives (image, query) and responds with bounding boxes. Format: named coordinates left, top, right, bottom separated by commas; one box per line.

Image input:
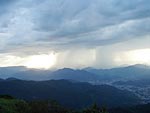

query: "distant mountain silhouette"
left=48, top=68, right=99, bottom=83
left=9, top=68, right=100, bottom=83
left=130, top=64, right=150, bottom=69
left=5, top=77, right=21, bottom=81
left=0, top=66, right=28, bottom=78
left=0, top=79, right=140, bottom=109
left=12, top=69, right=52, bottom=80
left=0, top=64, right=150, bottom=83
left=84, top=64, right=150, bottom=82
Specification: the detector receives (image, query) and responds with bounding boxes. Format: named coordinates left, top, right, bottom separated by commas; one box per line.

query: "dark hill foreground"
left=109, top=103, right=150, bottom=113
left=0, top=79, right=140, bottom=109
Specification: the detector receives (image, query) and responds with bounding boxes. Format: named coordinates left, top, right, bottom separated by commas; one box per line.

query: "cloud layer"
left=0, top=0, right=150, bottom=68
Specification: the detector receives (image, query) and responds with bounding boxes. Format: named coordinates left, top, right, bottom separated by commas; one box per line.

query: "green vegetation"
left=1, top=95, right=150, bottom=113
left=0, top=95, right=108, bottom=113
left=0, top=98, right=30, bottom=113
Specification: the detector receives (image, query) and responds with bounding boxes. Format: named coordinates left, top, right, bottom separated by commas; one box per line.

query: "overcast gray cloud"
left=0, top=0, right=150, bottom=68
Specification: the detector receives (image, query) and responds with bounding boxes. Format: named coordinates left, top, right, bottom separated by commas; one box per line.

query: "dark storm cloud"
left=0, top=0, right=150, bottom=50
left=32, top=0, right=150, bottom=40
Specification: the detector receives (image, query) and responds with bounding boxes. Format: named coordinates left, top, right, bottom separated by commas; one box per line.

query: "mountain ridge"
left=0, top=64, right=150, bottom=82
left=0, top=79, right=141, bottom=109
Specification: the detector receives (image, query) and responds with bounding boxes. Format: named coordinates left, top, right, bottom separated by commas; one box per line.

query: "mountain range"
left=0, top=64, right=150, bottom=83
left=0, top=64, right=150, bottom=109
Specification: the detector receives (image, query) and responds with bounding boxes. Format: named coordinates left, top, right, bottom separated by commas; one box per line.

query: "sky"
left=0, top=0, right=150, bottom=69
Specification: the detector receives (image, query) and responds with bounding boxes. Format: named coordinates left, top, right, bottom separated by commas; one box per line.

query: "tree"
left=82, top=103, right=109, bottom=113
